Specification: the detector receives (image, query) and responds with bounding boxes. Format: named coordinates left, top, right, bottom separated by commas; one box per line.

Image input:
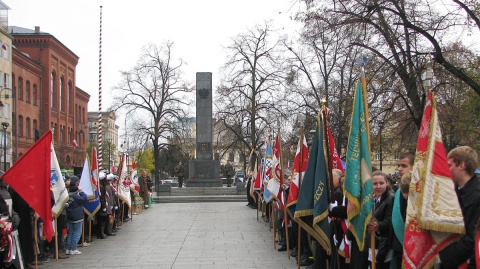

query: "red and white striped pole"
left=98, top=6, right=103, bottom=169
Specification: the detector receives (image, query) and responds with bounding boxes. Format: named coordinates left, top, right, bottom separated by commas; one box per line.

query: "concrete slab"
left=46, top=202, right=297, bottom=269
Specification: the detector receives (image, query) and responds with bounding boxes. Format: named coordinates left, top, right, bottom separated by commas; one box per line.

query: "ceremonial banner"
left=249, top=159, right=258, bottom=203
left=253, top=158, right=264, bottom=191
left=287, top=131, right=308, bottom=218
left=2, top=131, right=55, bottom=241
left=51, top=143, right=69, bottom=217
left=117, top=153, right=132, bottom=207
left=294, top=121, right=330, bottom=252
left=312, top=113, right=332, bottom=254
left=344, top=81, right=373, bottom=251
left=403, top=91, right=464, bottom=269
left=263, top=139, right=274, bottom=203
left=267, top=133, right=284, bottom=205
left=82, top=149, right=101, bottom=217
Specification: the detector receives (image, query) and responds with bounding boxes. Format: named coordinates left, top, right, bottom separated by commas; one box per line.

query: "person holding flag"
left=438, top=146, right=480, bottom=269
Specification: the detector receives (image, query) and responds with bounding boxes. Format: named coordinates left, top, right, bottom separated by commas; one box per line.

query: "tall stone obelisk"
left=187, top=72, right=221, bottom=187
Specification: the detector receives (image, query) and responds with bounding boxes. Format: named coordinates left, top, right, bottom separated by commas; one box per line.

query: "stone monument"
left=187, top=72, right=221, bottom=187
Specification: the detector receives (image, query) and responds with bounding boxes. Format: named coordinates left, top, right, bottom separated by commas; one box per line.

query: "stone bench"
left=157, top=184, right=172, bottom=196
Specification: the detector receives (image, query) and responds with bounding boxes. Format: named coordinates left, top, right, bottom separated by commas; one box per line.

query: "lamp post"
left=1, top=122, right=9, bottom=172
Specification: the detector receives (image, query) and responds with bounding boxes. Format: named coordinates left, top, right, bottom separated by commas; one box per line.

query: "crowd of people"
left=0, top=169, right=154, bottom=269
left=248, top=146, right=480, bottom=269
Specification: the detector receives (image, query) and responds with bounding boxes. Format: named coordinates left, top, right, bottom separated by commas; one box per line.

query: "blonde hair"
left=447, top=146, right=478, bottom=176
left=399, top=172, right=412, bottom=195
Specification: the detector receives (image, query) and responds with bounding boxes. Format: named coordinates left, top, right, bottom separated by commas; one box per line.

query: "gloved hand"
left=114, top=206, right=118, bottom=210
left=333, top=234, right=338, bottom=246
left=103, top=208, right=106, bottom=212
left=329, top=202, right=338, bottom=211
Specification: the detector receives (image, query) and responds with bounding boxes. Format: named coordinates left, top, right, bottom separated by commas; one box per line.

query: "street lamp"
left=2, top=122, right=9, bottom=172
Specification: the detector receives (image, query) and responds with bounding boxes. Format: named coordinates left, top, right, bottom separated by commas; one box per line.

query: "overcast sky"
left=8, top=0, right=301, bottom=115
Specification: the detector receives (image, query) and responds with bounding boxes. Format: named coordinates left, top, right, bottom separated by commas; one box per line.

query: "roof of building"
left=0, top=1, right=11, bottom=10
left=9, top=26, right=48, bottom=35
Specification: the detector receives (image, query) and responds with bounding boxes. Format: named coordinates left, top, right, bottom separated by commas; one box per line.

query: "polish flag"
left=71, top=139, right=78, bottom=147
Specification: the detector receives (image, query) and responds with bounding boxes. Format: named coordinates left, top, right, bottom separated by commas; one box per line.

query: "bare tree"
left=216, top=22, right=287, bottom=159
left=112, top=41, right=192, bottom=184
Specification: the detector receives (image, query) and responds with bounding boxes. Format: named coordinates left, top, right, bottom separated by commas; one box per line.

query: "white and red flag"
left=403, top=91, right=465, bottom=268
left=267, top=132, right=284, bottom=206
left=286, top=131, right=308, bottom=217
left=116, top=153, right=131, bottom=207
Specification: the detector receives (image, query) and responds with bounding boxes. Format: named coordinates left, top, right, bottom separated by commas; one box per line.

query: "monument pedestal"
left=187, top=160, right=221, bottom=187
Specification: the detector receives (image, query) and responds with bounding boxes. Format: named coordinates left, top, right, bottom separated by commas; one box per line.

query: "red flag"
left=286, top=131, right=308, bottom=217
left=132, top=161, right=137, bottom=170
left=2, top=131, right=54, bottom=241
left=403, top=92, right=464, bottom=268
left=327, top=126, right=344, bottom=173
left=71, top=139, right=78, bottom=147
left=476, top=228, right=480, bottom=267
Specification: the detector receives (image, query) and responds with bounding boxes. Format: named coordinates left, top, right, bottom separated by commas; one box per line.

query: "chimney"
left=35, top=26, right=40, bottom=33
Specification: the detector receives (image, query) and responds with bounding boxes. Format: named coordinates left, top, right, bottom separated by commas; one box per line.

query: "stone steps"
left=153, top=185, right=248, bottom=203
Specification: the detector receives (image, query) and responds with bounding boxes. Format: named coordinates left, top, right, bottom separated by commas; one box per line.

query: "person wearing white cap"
left=96, top=171, right=111, bottom=239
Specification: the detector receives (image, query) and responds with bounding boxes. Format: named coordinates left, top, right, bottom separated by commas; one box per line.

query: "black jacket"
left=440, top=175, right=480, bottom=269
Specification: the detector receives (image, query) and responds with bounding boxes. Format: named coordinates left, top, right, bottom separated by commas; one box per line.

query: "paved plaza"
left=46, top=202, right=298, bottom=269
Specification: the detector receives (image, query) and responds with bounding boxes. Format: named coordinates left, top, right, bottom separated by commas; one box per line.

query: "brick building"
left=10, top=26, right=89, bottom=169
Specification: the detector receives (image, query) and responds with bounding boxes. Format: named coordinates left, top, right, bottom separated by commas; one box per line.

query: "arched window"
left=60, top=77, right=64, bottom=112
left=18, top=77, right=23, bottom=100
left=33, top=119, right=38, bottom=139
left=50, top=72, right=56, bottom=108
left=18, top=115, right=23, bottom=137
left=60, top=125, right=65, bottom=143
left=25, top=81, right=31, bottom=103
left=32, top=84, right=38, bottom=105
left=68, top=81, right=73, bottom=114
left=26, top=117, right=31, bottom=138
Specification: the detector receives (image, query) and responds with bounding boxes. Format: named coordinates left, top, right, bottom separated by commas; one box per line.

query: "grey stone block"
left=157, top=184, right=172, bottom=196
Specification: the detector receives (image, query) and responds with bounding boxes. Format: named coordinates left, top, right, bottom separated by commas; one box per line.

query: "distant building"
left=87, top=111, right=119, bottom=171
left=10, top=25, right=89, bottom=168
left=0, top=1, right=12, bottom=170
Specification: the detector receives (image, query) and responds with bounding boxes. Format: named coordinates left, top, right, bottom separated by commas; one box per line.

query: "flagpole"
left=360, top=59, right=376, bottom=269
left=35, top=217, right=38, bottom=267
left=272, top=202, right=276, bottom=249
left=321, top=102, right=335, bottom=204
left=89, top=219, right=92, bottom=244
left=297, top=128, right=304, bottom=269
left=81, top=219, right=85, bottom=248
left=55, top=216, right=58, bottom=261
left=278, top=128, right=290, bottom=259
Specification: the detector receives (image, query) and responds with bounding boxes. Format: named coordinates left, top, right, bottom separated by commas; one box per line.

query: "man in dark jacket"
left=439, top=146, right=480, bottom=269
left=66, top=182, right=87, bottom=255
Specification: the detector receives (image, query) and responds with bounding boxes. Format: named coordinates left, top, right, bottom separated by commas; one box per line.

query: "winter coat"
left=66, top=191, right=87, bottom=222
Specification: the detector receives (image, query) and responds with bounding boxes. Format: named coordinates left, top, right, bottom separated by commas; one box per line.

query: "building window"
left=17, top=77, right=23, bottom=100
left=33, top=119, right=38, bottom=139
left=26, top=118, right=31, bottom=138
left=18, top=115, right=23, bottom=137
left=60, top=76, right=65, bottom=112
left=2, top=44, right=9, bottom=59
left=26, top=81, right=31, bottom=103
left=50, top=72, right=55, bottom=108
left=33, top=84, right=38, bottom=105
left=4, top=73, right=9, bottom=88
left=68, top=81, right=73, bottom=114
left=60, top=125, right=65, bottom=143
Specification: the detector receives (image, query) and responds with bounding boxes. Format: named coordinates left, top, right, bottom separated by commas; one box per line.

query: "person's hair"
left=372, top=170, right=387, bottom=181
left=332, top=169, right=343, bottom=179
left=399, top=152, right=415, bottom=166
left=447, top=146, right=479, bottom=176
left=399, top=172, right=412, bottom=195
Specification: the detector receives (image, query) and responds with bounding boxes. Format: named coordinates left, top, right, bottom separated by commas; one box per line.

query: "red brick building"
left=10, top=26, right=89, bottom=168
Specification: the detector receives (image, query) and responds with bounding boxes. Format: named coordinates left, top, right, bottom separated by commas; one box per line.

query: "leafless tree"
left=112, top=41, right=192, bottom=183
left=216, top=22, right=288, bottom=161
